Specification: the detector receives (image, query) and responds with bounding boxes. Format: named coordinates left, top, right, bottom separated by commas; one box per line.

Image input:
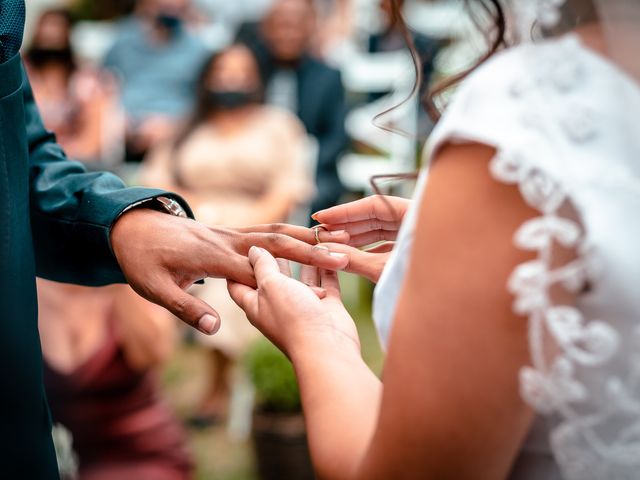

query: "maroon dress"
left=43, top=323, right=193, bottom=480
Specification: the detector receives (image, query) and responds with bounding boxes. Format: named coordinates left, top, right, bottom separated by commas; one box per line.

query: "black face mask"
left=205, top=89, right=261, bottom=110
left=155, top=13, right=182, bottom=32
left=26, top=47, right=74, bottom=69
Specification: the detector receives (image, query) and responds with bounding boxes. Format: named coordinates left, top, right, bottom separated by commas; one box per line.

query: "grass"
left=161, top=272, right=384, bottom=480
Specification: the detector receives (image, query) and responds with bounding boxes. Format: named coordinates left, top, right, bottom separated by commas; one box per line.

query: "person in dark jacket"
left=238, top=0, right=348, bottom=216
left=0, top=2, right=347, bottom=477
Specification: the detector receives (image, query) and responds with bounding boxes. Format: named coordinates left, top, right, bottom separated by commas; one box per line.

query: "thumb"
left=151, top=280, right=221, bottom=335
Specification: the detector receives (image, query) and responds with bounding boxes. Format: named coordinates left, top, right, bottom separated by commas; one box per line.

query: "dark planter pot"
left=252, top=411, right=315, bottom=480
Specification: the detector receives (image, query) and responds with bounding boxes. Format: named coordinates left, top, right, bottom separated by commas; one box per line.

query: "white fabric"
left=373, top=33, right=640, bottom=480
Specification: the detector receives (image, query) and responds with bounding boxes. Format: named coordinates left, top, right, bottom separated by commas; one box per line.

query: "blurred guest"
left=103, top=0, right=209, bottom=162
left=368, top=0, right=440, bottom=101
left=238, top=0, right=348, bottom=216
left=24, top=9, right=118, bottom=163
left=37, top=280, right=193, bottom=480
left=140, top=44, right=312, bottom=424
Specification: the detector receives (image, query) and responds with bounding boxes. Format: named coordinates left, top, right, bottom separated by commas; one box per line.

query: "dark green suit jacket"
left=0, top=53, right=190, bottom=478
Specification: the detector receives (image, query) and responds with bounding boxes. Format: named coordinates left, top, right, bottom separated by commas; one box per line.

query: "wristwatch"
left=120, top=195, right=189, bottom=218
left=155, top=196, right=188, bottom=218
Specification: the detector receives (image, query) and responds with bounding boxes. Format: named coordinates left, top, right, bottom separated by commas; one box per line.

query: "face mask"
left=156, top=13, right=182, bottom=31
left=205, top=89, right=261, bottom=110
left=27, top=47, right=74, bottom=68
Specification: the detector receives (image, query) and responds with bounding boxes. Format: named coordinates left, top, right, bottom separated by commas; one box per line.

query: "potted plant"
left=244, top=338, right=314, bottom=480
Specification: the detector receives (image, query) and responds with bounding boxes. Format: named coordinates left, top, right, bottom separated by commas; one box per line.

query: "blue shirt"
left=103, top=17, right=209, bottom=121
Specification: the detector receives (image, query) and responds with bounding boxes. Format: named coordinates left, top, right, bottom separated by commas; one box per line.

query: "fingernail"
left=329, top=230, right=346, bottom=237
left=249, top=245, right=264, bottom=256
left=311, top=210, right=326, bottom=220
left=329, top=252, right=347, bottom=259
left=198, top=314, right=217, bottom=335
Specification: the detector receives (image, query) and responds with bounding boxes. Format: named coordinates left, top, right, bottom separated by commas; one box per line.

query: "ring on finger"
left=313, top=225, right=327, bottom=244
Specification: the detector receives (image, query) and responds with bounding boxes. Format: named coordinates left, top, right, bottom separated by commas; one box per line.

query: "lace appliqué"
left=492, top=149, right=640, bottom=479
left=493, top=5, right=640, bottom=476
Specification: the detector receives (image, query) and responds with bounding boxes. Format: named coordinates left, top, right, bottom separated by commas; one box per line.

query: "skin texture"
left=110, top=212, right=348, bottom=335
left=227, top=143, right=578, bottom=479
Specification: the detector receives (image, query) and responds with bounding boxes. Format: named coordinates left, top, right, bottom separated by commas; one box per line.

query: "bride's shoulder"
left=429, top=34, right=637, bottom=161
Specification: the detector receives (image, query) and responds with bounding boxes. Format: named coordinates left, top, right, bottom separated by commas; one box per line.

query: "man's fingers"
left=248, top=234, right=349, bottom=271
left=227, top=280, right=259, bottom=318
left=312, top=195, right=408, bottom=225
left=153, top=280, right=221, bottom=335
left=235, top=223, right=349, bottom=245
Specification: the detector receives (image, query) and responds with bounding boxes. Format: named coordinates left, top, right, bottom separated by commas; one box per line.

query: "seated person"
left=25, top=8, right=118, bottom=163
left=103, top=0, right=209, bottom=162
left=140, top=44, right=312, bottom=423
left=37, top=280, right=193, bottom=480
left=237, top=0, right=348, bottom=215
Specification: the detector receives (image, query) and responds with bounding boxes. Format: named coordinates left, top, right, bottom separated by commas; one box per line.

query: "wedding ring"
left=313, top=225, right=327, bottom=244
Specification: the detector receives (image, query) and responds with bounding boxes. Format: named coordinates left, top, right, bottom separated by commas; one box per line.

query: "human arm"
left=21, top=54, right=348, bottom=334
left=229, top=143, right=562, bottom=479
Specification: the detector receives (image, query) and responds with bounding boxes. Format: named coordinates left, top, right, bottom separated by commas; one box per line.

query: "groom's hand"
left=110, top=209, right=349, bottom=335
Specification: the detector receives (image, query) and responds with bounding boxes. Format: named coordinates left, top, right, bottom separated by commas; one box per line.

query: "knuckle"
left=171, top=294, right=190, bottom=318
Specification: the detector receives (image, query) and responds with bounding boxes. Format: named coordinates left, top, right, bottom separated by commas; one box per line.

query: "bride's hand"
left=315, top=241, right=394, bottom=283
left=312, top=195, right=410, bottom=247
left=227, top=246, right=359, bottom=358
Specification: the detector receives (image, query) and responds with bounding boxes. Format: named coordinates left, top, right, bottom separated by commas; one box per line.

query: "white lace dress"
left=373, top=34, right=640, bottom=480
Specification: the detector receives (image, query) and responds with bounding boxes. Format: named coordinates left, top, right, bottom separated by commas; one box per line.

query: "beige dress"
left=140, top=106, right=313, bottom=356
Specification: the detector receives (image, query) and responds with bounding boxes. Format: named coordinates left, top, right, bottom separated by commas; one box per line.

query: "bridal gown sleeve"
left=373, top=34, right=640, bottom=480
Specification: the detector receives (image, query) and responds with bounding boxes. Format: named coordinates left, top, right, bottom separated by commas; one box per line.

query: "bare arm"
left=231, top=143, right=575, bottom=479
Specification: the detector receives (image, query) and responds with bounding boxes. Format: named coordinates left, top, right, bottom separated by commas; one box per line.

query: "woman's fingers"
left=227, top=280, right=258, bottom=319
left=321, top=218, right=401, bottom=236
left=318, top=242, right=388, bottom=283
left=365, top=242, right=395, bottom=254
left=300, top=264, right=320, bottom=287
left=319, top=268, right=341, bottom=296
left=312, top=195, right=409, bottom=225
left=248, top=246, right=282, bottom=287
left=348, top=230, right=398, bottom=247
left=276, top=258, right=292, bottom=277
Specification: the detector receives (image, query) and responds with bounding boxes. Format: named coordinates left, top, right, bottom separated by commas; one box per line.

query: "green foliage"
left=244, top=338, right=301, bottom=413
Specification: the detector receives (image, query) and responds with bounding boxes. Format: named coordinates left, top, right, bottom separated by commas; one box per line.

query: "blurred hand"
left=312, top=195, right=411, bottom=247
left=227, top=247, right=360, bottom=358
left=110, top=210, right=350, bottom=335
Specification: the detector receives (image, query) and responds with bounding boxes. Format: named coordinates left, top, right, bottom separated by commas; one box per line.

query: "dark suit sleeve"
left=24, top=62, right=192, bottom=286
left=311, top=69, right=348, bottom=215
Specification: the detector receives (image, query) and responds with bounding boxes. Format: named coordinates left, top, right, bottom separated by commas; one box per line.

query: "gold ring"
left=313, top=226, right=326, bottom=244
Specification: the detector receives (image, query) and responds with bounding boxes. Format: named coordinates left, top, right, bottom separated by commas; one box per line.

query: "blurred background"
left=24, top=0, right=485, bottom=478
